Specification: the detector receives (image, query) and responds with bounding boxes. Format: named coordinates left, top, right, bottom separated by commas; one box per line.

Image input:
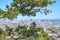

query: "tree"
left=5, top=26, right=13, bottom=36
left=0, top=22, right=55, bottom=40
left=30, top=22, right=36, bottom=27
left=0, top=28, right=3, bottom=35
left=0, top=0, right=55, bottom=19
left=0, top=28, right=6, bottom=40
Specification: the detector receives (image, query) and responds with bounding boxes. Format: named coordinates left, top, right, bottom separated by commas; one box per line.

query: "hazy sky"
left=0, top=0, right=60, bottom=20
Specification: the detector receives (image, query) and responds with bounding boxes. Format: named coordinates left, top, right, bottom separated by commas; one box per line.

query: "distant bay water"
left=40, top=19, right=60, bottom=22
left=0, top=19, right=60, bottom=22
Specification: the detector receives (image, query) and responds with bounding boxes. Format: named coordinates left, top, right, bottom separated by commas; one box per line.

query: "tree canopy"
left=0, top=0, right=55, bottom=19
left=0, top=22, right=55, bottom=40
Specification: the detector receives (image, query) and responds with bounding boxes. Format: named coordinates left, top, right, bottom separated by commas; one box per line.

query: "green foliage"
left=35, top=27, right=54, bottom=40
left=0, top=0, right=55, bottom=19
left=0, top=22, right=54, bottom=40
left=0, top=28, right=3, bottom=35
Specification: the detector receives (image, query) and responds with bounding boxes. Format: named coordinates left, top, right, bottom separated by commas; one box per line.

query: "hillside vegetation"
left=0, top=22, right=54, bottom=40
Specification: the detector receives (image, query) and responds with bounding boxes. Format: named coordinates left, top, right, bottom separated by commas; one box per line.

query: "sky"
left=0, top=0, right=60, bottom=20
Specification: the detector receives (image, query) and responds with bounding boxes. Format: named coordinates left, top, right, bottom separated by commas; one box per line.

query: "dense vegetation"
left=0, top=22, right=54, bottom=40
left=0, top=0, right=55, bottom=19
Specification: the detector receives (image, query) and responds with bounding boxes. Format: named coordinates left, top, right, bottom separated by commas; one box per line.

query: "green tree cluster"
left=0, top=22, right=54, bottom=40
